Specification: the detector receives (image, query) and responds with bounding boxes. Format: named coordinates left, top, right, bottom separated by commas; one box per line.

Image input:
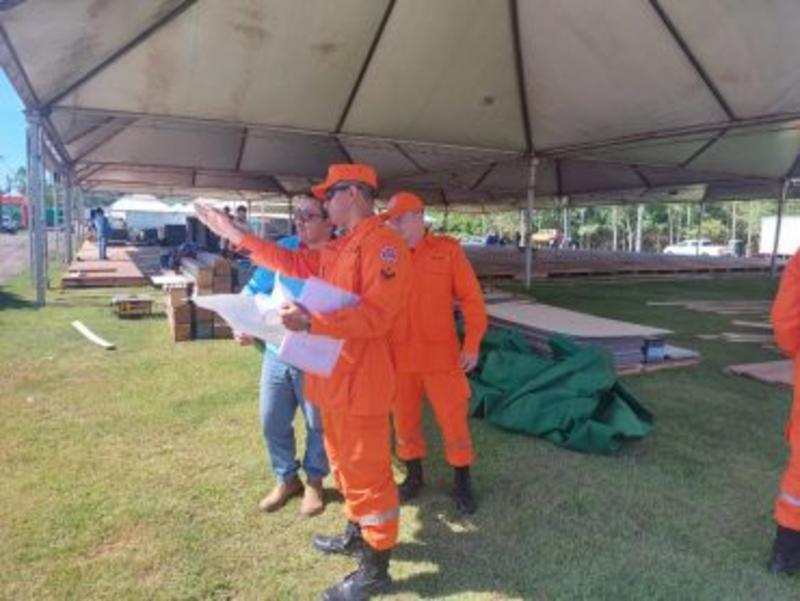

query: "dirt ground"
left=0, top=232, right=29, bottom=285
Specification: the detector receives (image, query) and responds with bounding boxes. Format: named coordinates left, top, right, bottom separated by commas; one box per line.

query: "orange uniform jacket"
left=391, top=233, right=487, bottom=373
left=239, top=215, right=411, bottom=415
left=773, top=252, right=800, bottom=390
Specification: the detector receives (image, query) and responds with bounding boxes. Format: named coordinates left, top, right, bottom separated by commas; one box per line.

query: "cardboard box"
left=194, top=322, right=214, bottom=340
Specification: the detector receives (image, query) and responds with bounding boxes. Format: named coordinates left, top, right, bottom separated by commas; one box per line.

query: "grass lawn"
left=2, top=269, right=800, bottom=600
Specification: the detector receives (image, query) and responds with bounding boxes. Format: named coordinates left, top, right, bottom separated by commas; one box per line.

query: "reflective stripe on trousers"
left=781, top=491, right=800, bottom=508
left=358, top=507, right=399, bottom=528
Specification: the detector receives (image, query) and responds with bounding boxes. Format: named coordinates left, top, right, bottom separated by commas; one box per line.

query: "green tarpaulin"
left=468, top=328, right=654, bottom=454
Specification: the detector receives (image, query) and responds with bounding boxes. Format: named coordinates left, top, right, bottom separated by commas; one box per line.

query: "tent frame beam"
left=333, top=137, right=354, bottom=163
left=61, top=116, right=116, bottom=146
left=680, top=128, right=729, bottom=168
left=524, top=156, right=538, bottom=289
left=335, top=0, right=396, bottom=133
left=234, top=128, right=248, bottom=171
left=392, top=142, right=426, bottom=172
left=70, top=119, right=137, bottom=163
left=469, top=162, right=497, bottom=190
left=509, top=0, right=534, bottom=153
left=648, top=0, right=736, bottom=120
left=41, top=0, right=200, bottom=111
left=49, top=104, right=800, bottom=163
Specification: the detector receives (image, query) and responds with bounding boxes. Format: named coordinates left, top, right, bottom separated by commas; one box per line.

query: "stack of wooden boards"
left=162, top=252, right=234, bottom=342
left=483, top=294, right=698, bottom=374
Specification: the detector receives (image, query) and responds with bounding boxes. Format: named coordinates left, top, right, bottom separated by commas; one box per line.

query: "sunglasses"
left=323, top=184, right=354, bottom=203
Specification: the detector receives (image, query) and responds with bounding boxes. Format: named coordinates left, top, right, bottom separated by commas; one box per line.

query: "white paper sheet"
left=277, top=333, right=346, bottom=377
left=192, top=292, right=284, bottom=342
left=273, top=277, right=360, bottom=375
left=195, top=276, right=359, bottom=377
left=299, top=277, right=359, bottom=313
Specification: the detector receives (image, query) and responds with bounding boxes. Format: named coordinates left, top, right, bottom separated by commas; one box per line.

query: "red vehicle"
left=0, top=195, right=29, bottom=229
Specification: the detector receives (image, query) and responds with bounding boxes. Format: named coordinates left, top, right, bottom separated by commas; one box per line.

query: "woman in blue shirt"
left=239, top=197, right=334, bottom=516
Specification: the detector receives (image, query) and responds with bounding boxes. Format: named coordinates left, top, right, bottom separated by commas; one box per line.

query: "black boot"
left=453, top=466, right=477, bottom=514
left=313, top=521, right=363, bottom=556
left=320, top=545, right=392, bottom=600
left=768, top=525, right=800, bottom=575
left=398, top=459, right=424, bottom=502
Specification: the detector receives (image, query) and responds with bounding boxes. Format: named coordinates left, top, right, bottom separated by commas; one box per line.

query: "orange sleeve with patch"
left=239, top=233, right=321, bottom=279
left=311, top=232, right=411, bottom=340
left=772, top=251, right=800, bottom=357
left=450, top=242, right=488, bottom=355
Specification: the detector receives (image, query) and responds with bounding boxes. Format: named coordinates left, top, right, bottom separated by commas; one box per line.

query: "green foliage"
left=432, top=199, right=797, bottom=253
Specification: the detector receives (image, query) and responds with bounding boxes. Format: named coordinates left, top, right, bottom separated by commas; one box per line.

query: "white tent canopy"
left=3, top=0, right=800, bottom=210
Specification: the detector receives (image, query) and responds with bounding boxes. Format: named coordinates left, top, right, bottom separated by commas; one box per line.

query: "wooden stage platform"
left=465, top=247, right=783, bottom=280
left=61, top=242, right=163, bottom=288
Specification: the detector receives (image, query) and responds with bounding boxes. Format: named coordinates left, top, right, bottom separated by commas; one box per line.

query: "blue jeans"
left=98, top=237, right=107, bottom=260
left=259, top=353, right=329, bottom=484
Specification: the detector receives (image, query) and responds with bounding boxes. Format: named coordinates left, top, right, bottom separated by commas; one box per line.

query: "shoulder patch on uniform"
left=380, top=245, right=399, bottom=263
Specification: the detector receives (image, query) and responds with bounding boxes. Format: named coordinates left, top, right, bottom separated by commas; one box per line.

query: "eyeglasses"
left=293, top=210, right=325, bottom=223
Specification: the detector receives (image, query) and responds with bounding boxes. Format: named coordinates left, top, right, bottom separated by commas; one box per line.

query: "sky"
left=0, top=68, right=26, bottom=181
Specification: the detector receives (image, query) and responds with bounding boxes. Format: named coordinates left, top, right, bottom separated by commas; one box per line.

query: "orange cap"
left=385, top=192, right=425, bottom=219
left=311, top=163, right=378, bottom=200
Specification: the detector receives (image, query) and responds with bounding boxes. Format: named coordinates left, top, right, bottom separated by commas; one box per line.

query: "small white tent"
left=108, top=194, right=193, bottom=230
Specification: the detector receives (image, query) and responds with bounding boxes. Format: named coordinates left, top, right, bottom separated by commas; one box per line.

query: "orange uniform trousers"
left=321, top=407, right=399, bottom=550
left=393, top=370, right=474, bottom=467
left=777, top=416, right=800, bottom=531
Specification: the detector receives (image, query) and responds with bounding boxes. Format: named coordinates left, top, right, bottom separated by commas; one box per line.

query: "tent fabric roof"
left=3, top=0, right=800, bottom=209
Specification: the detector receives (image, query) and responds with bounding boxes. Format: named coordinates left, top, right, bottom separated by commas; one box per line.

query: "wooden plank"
left=727, top=360, right=793, bottom=387
left=71, top=321, right=115, bottom=350
left=731, top=320, right=773, bottom=330
left=487, top=301, right=670, bottom=339
left=151, top=273, right=191, bottom=287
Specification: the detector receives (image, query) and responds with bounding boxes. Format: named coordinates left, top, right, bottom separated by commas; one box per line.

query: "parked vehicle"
left=0, top=214, right=18, bottom=234
left=663, top=239, right=729, bottom=256
left=760, top=216, right=800, bottom=257
left=460, top=235, right=486, bottom=247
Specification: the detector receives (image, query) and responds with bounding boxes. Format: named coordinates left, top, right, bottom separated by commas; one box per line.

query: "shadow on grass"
left=392, top=454, right=537, bottom=599
left=0, top=287, right=35, bottom=310
left=392, top=476, right=530, bottom=599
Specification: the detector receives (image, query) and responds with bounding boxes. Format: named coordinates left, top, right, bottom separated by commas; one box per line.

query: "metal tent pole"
left=697, top=202, right=705, bottom=256
left=524, top=156, right=538, bottom=289
left=635, top=204, right=644, bottom=253
left=770, top=179, right=791, bottom=278
left=27, top=112, right=46, bottom=305
left=63, top=173, right=74, bottom=264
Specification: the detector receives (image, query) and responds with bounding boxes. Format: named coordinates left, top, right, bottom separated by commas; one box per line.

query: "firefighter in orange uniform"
left=384, top=192, right=487, bottom=514
left=194, top=164, right=410, bottom=601
left=770, top=250, right=800, bottom=574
